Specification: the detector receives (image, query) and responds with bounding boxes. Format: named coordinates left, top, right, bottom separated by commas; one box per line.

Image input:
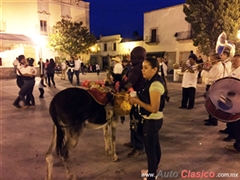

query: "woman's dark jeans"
left=143, top=118, right=163, bottom=180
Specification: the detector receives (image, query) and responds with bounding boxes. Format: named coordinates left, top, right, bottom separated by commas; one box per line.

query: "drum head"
left=209, top=77, right=240, bottom=114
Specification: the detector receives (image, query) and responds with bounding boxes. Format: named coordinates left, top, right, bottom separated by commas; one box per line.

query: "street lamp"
left=31, top=35, right=47, bottom=74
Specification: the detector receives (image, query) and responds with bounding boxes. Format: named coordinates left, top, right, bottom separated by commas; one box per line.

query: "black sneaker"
left=205, top=122, right=218, bottom=126
left=219, top=129, right=229, bottom=134
left=13, top=103, right=21, bottom=109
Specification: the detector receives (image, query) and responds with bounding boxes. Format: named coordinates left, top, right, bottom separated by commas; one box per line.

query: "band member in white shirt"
left=225, top=54, right=240, bottom=152
left=179, top=55, right=199, bottom=110
left=201, top=53, right=224, bottom=126
left=218, top=49, right=233, bottom=139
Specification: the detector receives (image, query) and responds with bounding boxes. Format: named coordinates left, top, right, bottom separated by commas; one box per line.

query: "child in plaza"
left=39, top=74, right=47, bottom=98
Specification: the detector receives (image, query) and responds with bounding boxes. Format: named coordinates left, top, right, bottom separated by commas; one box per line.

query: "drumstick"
left=218, top=95, right=233, bottom=110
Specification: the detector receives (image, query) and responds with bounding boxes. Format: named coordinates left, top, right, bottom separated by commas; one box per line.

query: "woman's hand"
left=129, top=97, right=140, bottom=105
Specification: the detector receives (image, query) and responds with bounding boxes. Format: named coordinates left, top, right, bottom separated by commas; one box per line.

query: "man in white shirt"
left=218, top=49, right=233, bottom=137
left=157, top=57, right=168, bottom=77
left=220, top=49, right=232, bottom=77
left=179, top=56, right=199, bottom=110
left=112, top=57, right=123, bottom=74
left=225, top=54, right=240, bottom=152
left=201, top=53, right=224, bottom=126
left=73, top=56, right=81, bottom=86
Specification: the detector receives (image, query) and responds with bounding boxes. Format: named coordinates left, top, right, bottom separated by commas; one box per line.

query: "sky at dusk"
left=85, top=0, right=186, bottom=39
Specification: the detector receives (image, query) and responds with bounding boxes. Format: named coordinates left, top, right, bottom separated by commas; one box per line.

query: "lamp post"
left=31, top=35, right=47, bottom=75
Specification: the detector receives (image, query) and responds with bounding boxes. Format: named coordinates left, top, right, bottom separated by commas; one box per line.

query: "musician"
left=225, top=54, right=240, bottom=152
left=179, top=55, right=199, bottom=110
left=221, top=49, right=232, bottom=77
left=218, top=49, right=234, bottom=140
left=201, top=53, right=224, bottom=126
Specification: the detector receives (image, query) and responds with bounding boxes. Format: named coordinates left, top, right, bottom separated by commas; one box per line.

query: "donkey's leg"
left=103, top=105, right=114, bottom=156
left=61, top=124, right=84, bottom=180
left=45, top=125, right=57, bottom=180
left=110, top=115, right=118, bottom=161
left=103, top=123, right=111, bottom=156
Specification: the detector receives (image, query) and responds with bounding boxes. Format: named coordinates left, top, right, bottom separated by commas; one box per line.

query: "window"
left=40, top=20, right=47, bottom=32
left=112, top=42, right=116, bottom=51
left=104, top=43, right=107, bottom=51
left=151, top=29, right=157, bottom=42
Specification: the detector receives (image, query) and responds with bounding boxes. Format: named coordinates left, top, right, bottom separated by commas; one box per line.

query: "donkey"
left=45, top=68, right=128, bottom=180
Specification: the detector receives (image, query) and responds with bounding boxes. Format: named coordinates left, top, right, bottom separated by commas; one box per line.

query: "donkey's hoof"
left=112, top=154, right=118, bottom=162
left=105, top=150, right=111, bottom=156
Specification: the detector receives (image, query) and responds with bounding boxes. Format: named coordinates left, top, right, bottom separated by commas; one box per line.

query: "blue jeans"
left=74, top=70, right=80, bottom=85
left=67, top=70, right=74, bottom=84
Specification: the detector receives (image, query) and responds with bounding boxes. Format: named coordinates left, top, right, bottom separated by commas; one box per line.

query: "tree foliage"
left=48, top=19, right=97, bottom=56
left=183, top=0, right=240, bottom=56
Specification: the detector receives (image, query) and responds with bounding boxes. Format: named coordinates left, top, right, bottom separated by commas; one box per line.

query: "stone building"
left=0, top=0, right=89, bottom=78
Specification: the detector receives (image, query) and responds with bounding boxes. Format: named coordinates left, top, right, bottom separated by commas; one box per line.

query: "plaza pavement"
left=0, top=72, right=239, bottom=180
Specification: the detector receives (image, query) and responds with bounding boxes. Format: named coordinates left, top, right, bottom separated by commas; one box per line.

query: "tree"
left=48, top=19, right=97, bottom=57
left=183, top=0, right=240, bottom=56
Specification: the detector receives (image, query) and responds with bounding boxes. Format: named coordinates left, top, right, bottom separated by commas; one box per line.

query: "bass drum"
left=205, top=77, right=240, bottom=122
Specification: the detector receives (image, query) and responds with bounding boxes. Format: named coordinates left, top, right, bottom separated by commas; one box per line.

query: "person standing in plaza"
left=38, top=58, right=45, bottom=76
left=24, top=58, right=37, bottom=108
left=95, top=63, right=100, bottom=76
left=179, top=55, right=199, bottom=110
left=67, top=57, right=75, bottom=84
left=61, top=60, right=67, bottom=80
left=73, top=56, right=81, bottom=86
left=218, top=49, right=234, bottom=140
left=13, top=55, right=26, bottom=108
left=13, top=56, right=37, bottom=109
left=46, top=58, right=56, bottom=88
left=225, top=54, right=240, bottom=152
left=202, top=53, right=224, bottom=126
left=39, top=74, right=47, bottom=98
left=112, top=56, right=123, bottom=74
left=129, top=57, right=166, bottom=180
left=121, top=46, right=146, bottom=157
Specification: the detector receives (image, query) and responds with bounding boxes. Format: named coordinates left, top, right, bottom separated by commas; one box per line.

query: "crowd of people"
left=11, top=42, right=240, bottom=179
left=177, top=45, right=240, bottom=158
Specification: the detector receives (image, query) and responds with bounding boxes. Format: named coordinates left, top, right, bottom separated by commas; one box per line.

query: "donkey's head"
left=105, top=66, right=128, bottom=92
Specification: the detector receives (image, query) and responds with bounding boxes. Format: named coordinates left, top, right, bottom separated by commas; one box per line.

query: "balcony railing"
left=175, top=31, right=195, bottom=41
left=144, top=35, right=160, bottom=45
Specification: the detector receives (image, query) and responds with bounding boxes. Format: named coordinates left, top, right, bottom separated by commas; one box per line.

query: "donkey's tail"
left=49, top=100, right=64, bottom=157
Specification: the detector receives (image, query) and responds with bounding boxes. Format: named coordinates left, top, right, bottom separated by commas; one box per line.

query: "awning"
left=0, top=33, right=35, bottom=51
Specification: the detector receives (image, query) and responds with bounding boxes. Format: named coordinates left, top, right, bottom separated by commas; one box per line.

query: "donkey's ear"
left=121, top=67, right=128, bottom=78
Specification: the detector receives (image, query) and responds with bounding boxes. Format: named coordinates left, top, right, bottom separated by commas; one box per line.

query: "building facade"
left=94, top=4, right=199, bottom=73
left=143, top=4, right=199, bottom=73
left=0, top=0, right=89, bottom=67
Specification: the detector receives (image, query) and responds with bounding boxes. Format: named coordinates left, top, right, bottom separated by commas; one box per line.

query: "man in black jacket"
left=122, top=46, right=146, bottom=157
